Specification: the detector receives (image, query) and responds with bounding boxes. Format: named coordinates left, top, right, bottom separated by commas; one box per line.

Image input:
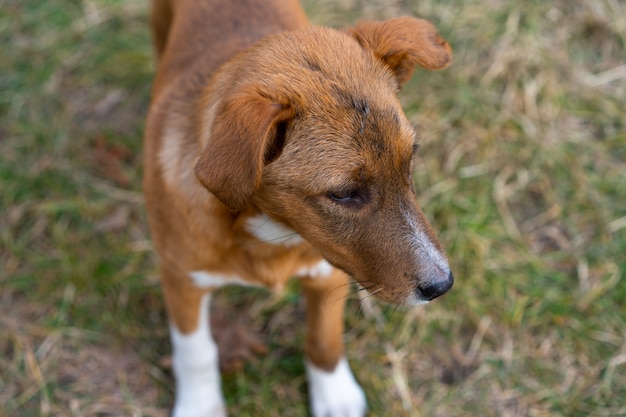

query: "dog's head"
left=195, top=17, right=453, bottom=305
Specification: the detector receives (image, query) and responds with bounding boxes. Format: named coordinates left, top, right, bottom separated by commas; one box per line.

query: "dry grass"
left=1, top=0, right=625, bottom=416
left=1, top=292, right=166, bottom=417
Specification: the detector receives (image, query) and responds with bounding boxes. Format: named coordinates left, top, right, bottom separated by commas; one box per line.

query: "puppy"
left=143, top=0, right=453, bottom=416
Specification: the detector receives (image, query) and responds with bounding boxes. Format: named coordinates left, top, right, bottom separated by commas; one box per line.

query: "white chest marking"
left=170, top=294, right=226, bottom=417
left=306, top=357, right=367, bottom=417
left=296, top=260, right=334, bottom=279
left=246, top=214, right=304, bottom=246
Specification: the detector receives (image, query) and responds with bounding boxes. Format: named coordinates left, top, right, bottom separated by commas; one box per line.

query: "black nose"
left=417, top=271, right=454, bottom=301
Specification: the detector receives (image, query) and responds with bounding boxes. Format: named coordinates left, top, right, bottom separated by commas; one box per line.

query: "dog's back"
left=150, top=0, right=308, bottom=99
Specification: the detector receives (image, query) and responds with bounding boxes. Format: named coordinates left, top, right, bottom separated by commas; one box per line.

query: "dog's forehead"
left=265, top=27, right=418, bottom=165
left=284, top=100, right=415, bottom=194
left=357, top=102, right=416, bottom=172
left=304, top=88, right=416, bottom=158
left=295, top=35, right=415, bottom=154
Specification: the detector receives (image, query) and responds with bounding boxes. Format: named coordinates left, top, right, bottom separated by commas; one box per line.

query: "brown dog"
left=143, top=0, right=453, bottom=415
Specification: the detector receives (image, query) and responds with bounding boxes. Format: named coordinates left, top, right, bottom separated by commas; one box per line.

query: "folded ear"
left=194, top=87, right=294, bottom=212
left=348, top=16, right=452, bottom=88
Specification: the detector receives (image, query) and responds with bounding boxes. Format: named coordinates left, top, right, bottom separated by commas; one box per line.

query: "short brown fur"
left=144, top=0, right=452, bottom=395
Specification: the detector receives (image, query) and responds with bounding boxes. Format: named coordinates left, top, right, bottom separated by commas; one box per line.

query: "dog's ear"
left=194, top=87, right=294, bottom=212
left=348, top=17, right=452, bottom=88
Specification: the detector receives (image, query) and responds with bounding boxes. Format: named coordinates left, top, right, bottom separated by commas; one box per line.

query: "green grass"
left=1, top=0, right=625, bottom=416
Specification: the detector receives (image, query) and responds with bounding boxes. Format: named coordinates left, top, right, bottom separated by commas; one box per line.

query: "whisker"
left=324, top=280, right=377, bottom=307
left=241, top=231, right=301, bottom=247
left=356, top=286, right=382, bottom=319
left=347, top=283, right=376, bottom=297
left=364, top=288, right=383, bottom=299
left=269, top=232, right=300, bottom=244
left=325, top=281, right=365, bottom=306
left=243, top=216, right=303, bottom=246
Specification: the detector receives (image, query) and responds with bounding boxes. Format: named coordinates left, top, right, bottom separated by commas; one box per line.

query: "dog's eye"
left=328, top=189, right=364, bottom=206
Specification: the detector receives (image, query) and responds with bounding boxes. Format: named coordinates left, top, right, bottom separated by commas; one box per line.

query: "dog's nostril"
left=417, top=271, right=454, bottom=301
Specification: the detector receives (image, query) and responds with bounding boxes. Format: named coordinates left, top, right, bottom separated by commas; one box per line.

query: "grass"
left=1, top=0, right=624, bottom=416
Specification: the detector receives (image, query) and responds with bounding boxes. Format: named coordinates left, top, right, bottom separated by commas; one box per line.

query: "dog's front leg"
left=301, top=270, right=367, bottom=417
left=162, top=272, right=226, bottom=417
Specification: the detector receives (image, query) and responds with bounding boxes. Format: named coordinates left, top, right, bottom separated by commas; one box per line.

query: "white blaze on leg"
left=170, top=294, right=227, bottom=417
left=190, top=271, right=253, bottom=288
left=306, top=357, right=367, bottom=417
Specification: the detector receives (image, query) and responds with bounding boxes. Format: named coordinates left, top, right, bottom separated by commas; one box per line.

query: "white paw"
left=306, top=357, right=367, bottom=417
left=172, top=397, right=226, bottom=417
left=170, top=294, right=227, bottom=417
